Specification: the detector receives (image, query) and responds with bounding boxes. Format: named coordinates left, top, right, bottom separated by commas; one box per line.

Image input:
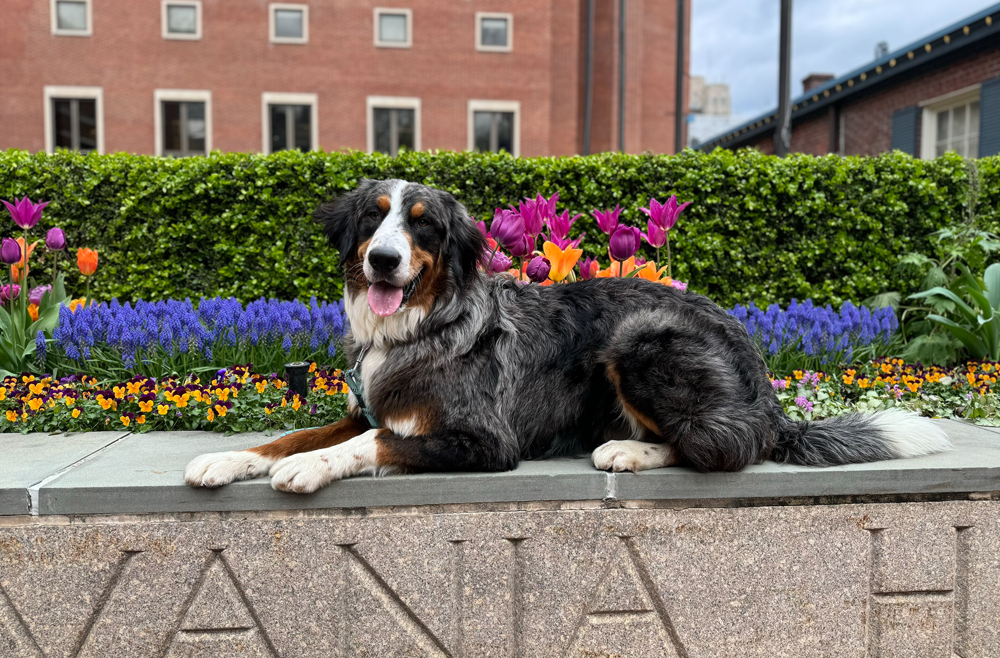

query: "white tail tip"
left=871, top=410, right=952, bottom=458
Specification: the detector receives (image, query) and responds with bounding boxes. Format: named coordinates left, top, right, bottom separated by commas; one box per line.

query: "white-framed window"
left=475, top=12, right=512, bottom=52
left=920, top=85, right=981, bottom=159
left=269, top=3, right=309, bottom=44
left=367, top=96, right=420, bottom=155
left=374, top=8, right=412, bottom=48
left=468, top=100, right=520, bottom=156
left=262, top=93, right=318, bottom=153
left=162, top=0, right=202, bottom=40
left=50, top=0, right=92, bottom=37
left=43, top=86, right=104, bottom=154
left=154, top=89, right=212, bottom=157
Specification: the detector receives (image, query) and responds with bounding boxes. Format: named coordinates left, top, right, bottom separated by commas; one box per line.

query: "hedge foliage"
left=1, top=148, right=997, bottom=309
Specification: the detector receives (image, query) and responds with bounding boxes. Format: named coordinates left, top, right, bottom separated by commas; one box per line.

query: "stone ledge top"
left=1, top=419, right=999, bottom=516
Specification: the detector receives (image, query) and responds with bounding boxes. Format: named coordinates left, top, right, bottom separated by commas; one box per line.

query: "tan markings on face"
left=406, top=240, right=444, bottom=314
left=606, top=364, right=661, bottom=436
left=343, top=236, right=373, bottom=294
left=410, top=202, right=424, bottom=218
left=377, top=195, right=391, bottom=212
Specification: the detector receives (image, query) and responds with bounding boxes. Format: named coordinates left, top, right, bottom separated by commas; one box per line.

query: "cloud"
left=691, top=0, right=994, bottom=117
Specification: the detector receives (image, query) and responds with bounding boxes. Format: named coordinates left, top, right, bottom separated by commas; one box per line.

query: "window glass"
left=54, top=100, right=74, bottom=149
left=275, top=9, right=304, bottom=38
left=186, top=102, right=206, bottom=152
left=496, top=112, right=514, bottom=153
left=56, top=1, right=87, bottom=31
left=167, top=5, right=197, bottom=33
left=481, top=18, right=508, bottom=47
left=396, top=109, right=415, bottom=151
left=379, top=13, right=407, bottom=42
left=374, top=108, right=392, bottom=154
left=474, top=112, right=492, bottom=152
left=293, top=105, right=311, bottom=151
left=163, top=102, right=183, bottom=152
left=78, top=99, right=97, bottom=151
left=270, top=105, right=289, bottom=152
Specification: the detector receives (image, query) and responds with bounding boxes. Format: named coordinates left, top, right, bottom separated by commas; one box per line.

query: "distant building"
left=699, top=3, right=1000, bottom=159
left=687, top=76, right=740, bottom=147
left=2, top=0, right=691, bottom=157
left=689, top=76, right=731, bottom=115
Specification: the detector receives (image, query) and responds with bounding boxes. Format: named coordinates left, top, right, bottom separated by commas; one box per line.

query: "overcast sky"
left=691, top=0, right=995, bottom=118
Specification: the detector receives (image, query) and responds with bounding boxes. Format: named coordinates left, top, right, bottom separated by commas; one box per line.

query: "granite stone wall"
left=1, top=500, right=997, bottom=657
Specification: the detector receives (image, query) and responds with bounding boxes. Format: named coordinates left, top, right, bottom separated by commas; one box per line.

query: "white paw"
left=592, top=440, right=676, bottom=473
left=184, top=450, right=275, bottom=487
left=269, top=429, right=380, bottom=494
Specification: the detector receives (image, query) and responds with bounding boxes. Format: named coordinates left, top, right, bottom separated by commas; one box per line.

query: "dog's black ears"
left=314, top=191, right=359, bottom=258
left=444, top=196, right=487, bottom=287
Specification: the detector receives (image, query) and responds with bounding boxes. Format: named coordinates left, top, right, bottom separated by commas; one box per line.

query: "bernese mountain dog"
left=185, top=179, right=950, bottom=493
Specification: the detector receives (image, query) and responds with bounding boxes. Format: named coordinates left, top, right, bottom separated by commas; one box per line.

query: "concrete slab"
left=0, top=431, right=129, bottom=515
left=615, top=419, right=1000, bottom=501
left=36, top=431, right=608, bottom=515
left=23, top=418, right=1000, bottom=516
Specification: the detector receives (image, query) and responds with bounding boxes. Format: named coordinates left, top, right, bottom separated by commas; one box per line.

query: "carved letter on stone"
left=563, top=536, right=688, bottom=658
left=160, top=549, right=278, bottom=658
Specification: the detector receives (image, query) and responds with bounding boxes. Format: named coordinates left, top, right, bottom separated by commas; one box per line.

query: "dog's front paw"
left=184, top=450, right=274, bottom=487
left=592, top=440, right=675, bottom=473
left=269, top=451, right=340, bottom=494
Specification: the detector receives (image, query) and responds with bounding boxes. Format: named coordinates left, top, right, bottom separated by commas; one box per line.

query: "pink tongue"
left=368, top=282, right=404, bottom=317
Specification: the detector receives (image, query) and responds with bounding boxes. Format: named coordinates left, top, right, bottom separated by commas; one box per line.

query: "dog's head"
left=315, top=179, right=485, bottom=324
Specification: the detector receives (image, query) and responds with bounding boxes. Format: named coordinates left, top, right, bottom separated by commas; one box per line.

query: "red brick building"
left=0, top=0, right=690, bottom=158
left=699, top=4, right=1000, bottom=159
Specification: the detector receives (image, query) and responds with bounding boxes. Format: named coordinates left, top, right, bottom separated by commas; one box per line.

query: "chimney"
left=802, top=73, right=834, bottom=92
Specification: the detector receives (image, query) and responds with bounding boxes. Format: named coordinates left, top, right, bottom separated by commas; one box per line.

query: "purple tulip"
left=507, top=233, right=535, bottom=258
left=46, top=227, right=66, bottom=251
left=490, top=209, right=526, bottom=250
left=29, top=284, right=52, bottom=306
left=488, top=250, right=512, bottom=273
left=0, top=238, right=21, bottom=265
left=591, top=206, right=622, bottom=235
left=547, top=232, right=585, bottom=250
left=608, top=225, right=642, bottom=262
left=2, top=197, right=49, bottom=230
left=641, top=220, right=666, bottom=248
left=640, top=196, right=690, bottom=232
left=475, top=220, right=490, bottom=239
left=0, top=284, right=20, bottom=303
left=579, top=256, right=597, bottom=280
left=526, top=256, right=551, bottom=283
left=535, top=193, right=559, bottom=224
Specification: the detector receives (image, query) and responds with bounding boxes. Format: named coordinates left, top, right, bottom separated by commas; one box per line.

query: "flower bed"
left=1, top=363, right=348, bottom=434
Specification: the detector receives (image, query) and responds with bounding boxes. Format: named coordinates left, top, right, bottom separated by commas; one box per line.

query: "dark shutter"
left=890, top=106, right=920, bottom=155
left=980, top=76, right=1000, bottom=157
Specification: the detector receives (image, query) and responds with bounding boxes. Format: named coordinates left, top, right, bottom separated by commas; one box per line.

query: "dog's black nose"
left=368, top=247, right=402, bottom=274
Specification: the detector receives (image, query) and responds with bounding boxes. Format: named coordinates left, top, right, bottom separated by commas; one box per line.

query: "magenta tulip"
left=1, top=238, right=20, bottom=265
left=608, top=225, right=641, bottom=262
left=591, top=206, right=622, bottom=235
left=0, top=284, right=20, bottom=303
left=548, top=209, right=582, bottom=241
left=640, top=195, right=690, bottom=232
left=578, top=256, right=597, bottom=280
left=641, top=220, right=666, bottom=248
left=525, top=256, right=551, bottom=283
left=2, top=197, right=49, bottom=230
left=535, top=193, right=559, bottom=224
left=514, top=199, right=545, bottom=237
left=507, top=233, right=535, bottom=258
left=46, top=227, right=66, bottom=251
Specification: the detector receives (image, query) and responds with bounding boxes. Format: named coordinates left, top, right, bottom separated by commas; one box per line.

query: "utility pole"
left=618, top=0, right=626, bottom=152
left=774, top=0, right=793, bottom=156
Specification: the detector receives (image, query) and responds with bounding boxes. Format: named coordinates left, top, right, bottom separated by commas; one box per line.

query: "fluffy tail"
left=773, top=409, right=951, bottom=467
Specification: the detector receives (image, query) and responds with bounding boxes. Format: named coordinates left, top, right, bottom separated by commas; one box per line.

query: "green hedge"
left=1, top=148, right=996, bottom=308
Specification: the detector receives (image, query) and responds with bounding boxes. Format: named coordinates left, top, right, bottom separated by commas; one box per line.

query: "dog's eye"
left=414, top=217, right=429, bottom=228
left=367, top=212, right=380, bottom=222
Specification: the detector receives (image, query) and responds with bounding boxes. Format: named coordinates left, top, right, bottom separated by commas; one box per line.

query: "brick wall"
left=741, top=43, right=1000, bottom=156
left=0, top=0, right=688, bottom=157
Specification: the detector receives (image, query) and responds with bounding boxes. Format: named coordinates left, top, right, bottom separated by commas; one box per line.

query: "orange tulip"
left=77, top=248, right=98, bottom=276
left=27, top=303, right=38, bottom=322
left=10, top=238, right=39, bottom=283
left=541, top=241, right=583, bottom=283
left=596, top=256, right=640, bottom=278
left=632, top=262, right=670, bottom=283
